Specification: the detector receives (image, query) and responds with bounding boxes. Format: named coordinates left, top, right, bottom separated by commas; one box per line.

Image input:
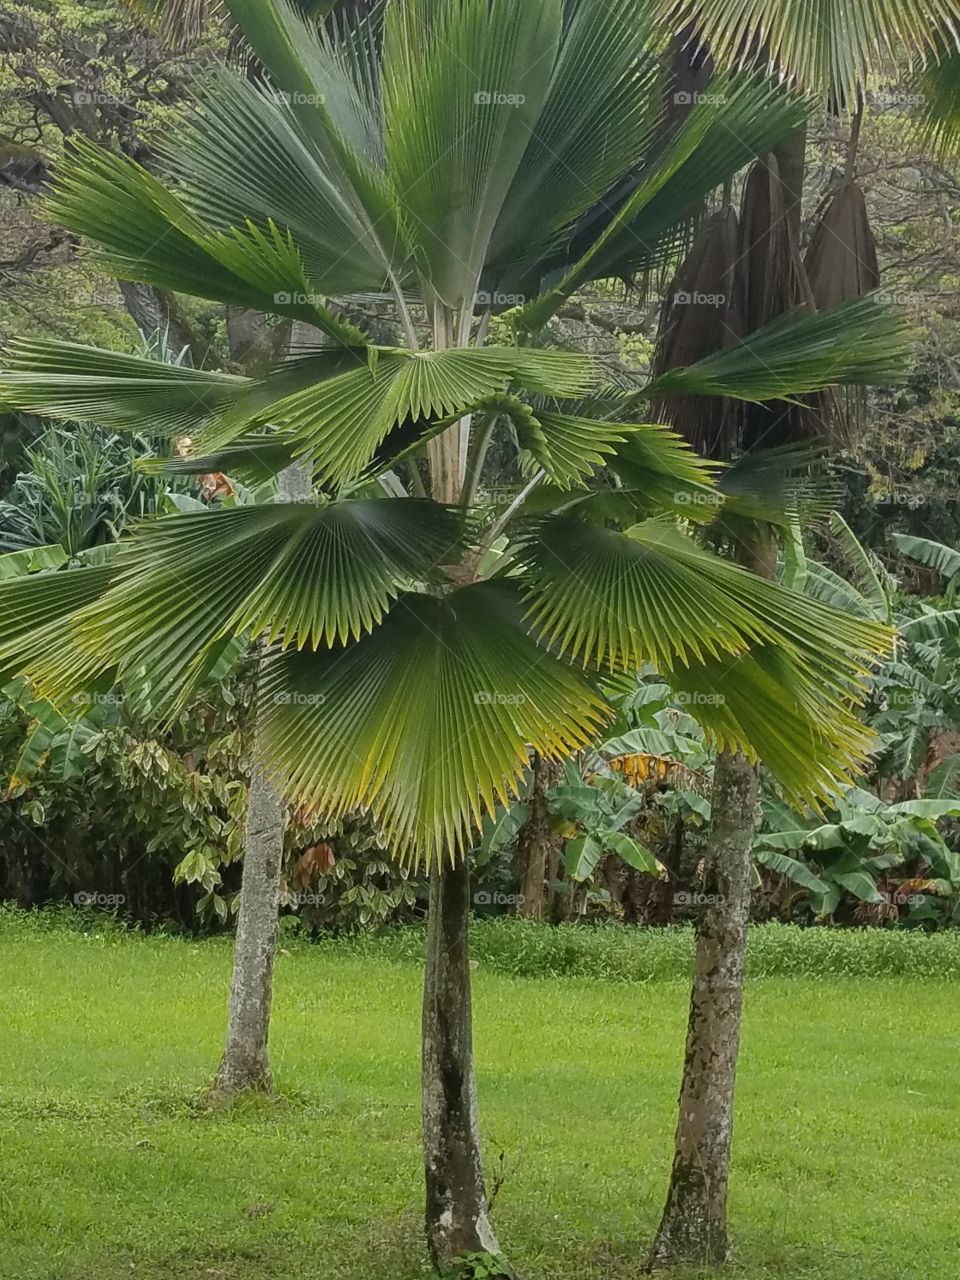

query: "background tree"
left=648, top=0, right=960, bottom=1265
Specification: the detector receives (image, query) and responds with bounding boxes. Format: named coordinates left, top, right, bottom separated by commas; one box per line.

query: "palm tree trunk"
left=213, top=452, right=311, bottom=1096
left=422, top=859, right=501, bottom=1268
left=647, top=748, right=759, bottom=1267
left=213, top=719, right=285, bottom=1094
left=514, top=753, right=556, bottom=920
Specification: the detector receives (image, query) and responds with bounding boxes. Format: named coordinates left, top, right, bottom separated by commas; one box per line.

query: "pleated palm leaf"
left=660, top=0, right=959, bottom=108
left=0, top=0, right=912, bottom=1266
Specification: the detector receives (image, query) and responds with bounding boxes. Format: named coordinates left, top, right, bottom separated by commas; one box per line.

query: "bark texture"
left=213, top=719, right=285, bottom=1095
left=514, top=753, right=558, bottom=920
left=213, top=446, right=313, bottom=1095
left=648, top=748, right=759, bottom=1268
left=422, top=860, right=501, bottom=1269
left=118, top=281, right=216, bottom=368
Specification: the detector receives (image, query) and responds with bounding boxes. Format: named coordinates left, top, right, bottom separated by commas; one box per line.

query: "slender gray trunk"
left=422, top=860, right=502, bottom=1269
left=647, top=748, right=759, bottom=1268
left=213, top=694, right=285, bottom=1095
left=213, top=423, right=312, bottom=1094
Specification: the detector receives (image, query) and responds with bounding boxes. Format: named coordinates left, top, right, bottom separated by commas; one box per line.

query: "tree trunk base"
left=422, top=861, right=507, bottom=1274
left=210, top=1054, right=273, bottom=1101
left=647, top=748, right=759, bottom=1271
left=646, top=1164, right=731, bottom=1268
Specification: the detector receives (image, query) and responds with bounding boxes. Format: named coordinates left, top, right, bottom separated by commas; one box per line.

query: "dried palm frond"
left=650, top=207, right=741, bottom=457
left=804, top=181, right=879, bottom=310
left=803, top=176, right=880, bottom=438
left=737, top=152, right=831, bottom=449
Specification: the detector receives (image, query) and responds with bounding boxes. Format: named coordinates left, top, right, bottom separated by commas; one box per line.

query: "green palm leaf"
left=513, top=73, right=809, bottom=331
left=518, top=515, right=890, bottom=803
left=0, top=562, right=114, bottom=684
left=383, top=0, right=562, bottom=307
left=46, top=137, right=368, bottom=345
left=915, top=47, right=960, bottom=158
left=165, top=66, right=404, bottom=297
left=13, top=500, right=466, bottom=718
left=2, top=340, right=246, bottom=434
left=486, top=0, right=662, bottom=286
left=255, top=581, right=611, bottom=864
left=661, top=0, right=956, bottom=105
left=141, top=436, right=297, bottom=483
left=645, top=295, right=912, bottom=403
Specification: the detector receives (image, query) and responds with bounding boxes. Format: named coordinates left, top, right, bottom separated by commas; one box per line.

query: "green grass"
left=1, top=915, right=958, bottom=1280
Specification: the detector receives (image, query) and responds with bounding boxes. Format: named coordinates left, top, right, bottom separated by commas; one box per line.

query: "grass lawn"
left=0, top=920, right=957, bottom=1279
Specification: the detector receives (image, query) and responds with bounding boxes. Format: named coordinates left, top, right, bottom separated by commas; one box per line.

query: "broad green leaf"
left=601, top=830, right=659, bottom=874
left=753, top=848, right=830, bottom=894
left=564, top=834, right=604, bottom=881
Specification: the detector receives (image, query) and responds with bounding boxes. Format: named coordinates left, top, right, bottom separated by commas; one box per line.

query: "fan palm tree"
left=647, top=0, right=957, bottom=1264
left=0, top=0, right=909, bottom=1269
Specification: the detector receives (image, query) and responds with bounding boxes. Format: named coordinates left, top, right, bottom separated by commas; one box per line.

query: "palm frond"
left=15, top=500, right=466, bottom=719
left=163, top=68, right=402, bottom=298
left=141, top=436, right=297, bottom=483
left=660, top=0, right=956, bottom=106
left=0, top=562, right=115, bottom=684
left=644, top=294, right=912, bottom=404
left=2, top=340, right=247, bottom=435
left=383, top=0, right=562, bottom=307
left=914, top=47, right=960, bottom=158
left=255, top=581, right=611, bottom=864
left=514, top=73, right=810, bottom=333
left=486, top=0, right=662, bottom=287
left=517, top=515, right=891, bottom=803
left=46, top=137, right=368, bottom=345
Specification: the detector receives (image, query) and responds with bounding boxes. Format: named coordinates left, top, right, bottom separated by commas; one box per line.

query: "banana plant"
left=755, top=785, right=960, bottom=920
left=0, top=0, right=910, bottom=1270
left=806, top=515, right=960, bottom=786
